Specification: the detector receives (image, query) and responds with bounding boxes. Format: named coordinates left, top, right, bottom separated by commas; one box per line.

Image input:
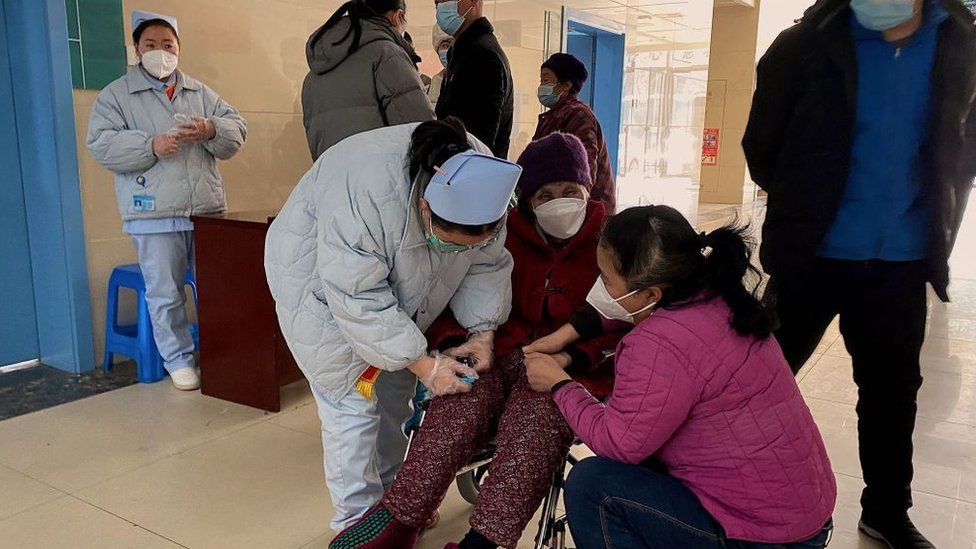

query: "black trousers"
left=766, top=259, right=927, bottom=518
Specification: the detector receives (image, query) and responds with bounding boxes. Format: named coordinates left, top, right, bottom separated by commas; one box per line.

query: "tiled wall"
left=74, top=0, right=715, bottom=363
left=75, top=0, right=330, bottom=363
left=698, top=0, right=818, bottom=205
left=756, top=0, right=807, bottom=58
left=698, top=1, right=760, bottom=205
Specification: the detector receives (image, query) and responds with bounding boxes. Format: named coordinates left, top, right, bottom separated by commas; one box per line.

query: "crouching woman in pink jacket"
left=524, top=205, right=836, bottom=548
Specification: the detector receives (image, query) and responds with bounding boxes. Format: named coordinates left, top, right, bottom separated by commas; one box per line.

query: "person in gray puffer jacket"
left=302, top=0, right=434, bottom=160
left=87, top=12, right=246, bottom=392
left=265, top=118, right=521, bottom=533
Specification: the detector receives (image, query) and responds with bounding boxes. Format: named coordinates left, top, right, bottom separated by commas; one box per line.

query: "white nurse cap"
left=424, top=151, right=522, bottom=225
left=131, top=10, right=179, bottom=36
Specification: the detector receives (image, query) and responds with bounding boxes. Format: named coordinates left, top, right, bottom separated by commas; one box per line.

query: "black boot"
left=858, top=513, right=935, bottom=549
left=456, top=529, right=498, bottom=549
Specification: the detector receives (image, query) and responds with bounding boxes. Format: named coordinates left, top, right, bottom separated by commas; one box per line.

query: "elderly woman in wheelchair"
left=330, top=133, right=625, bottom=549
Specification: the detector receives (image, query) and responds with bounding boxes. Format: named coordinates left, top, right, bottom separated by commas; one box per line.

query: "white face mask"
left=586, top=278, right=656, bottom=324
left=141, top=50, right=178, bottom=79
left=534, top=198, right=587, bottom=240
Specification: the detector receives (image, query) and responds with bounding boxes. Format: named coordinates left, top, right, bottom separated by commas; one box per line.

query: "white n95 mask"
left=534, top=198, right=587, bottom=239
left=142, top=50, right=178, bottom=79
left=586, top=278, right=656, bottom=324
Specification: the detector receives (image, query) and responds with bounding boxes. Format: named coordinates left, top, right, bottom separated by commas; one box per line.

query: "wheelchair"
left=405, top=387, right=578, bottom=549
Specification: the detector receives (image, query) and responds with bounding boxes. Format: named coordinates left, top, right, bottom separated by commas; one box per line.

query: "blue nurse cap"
left=132, top=10, right=179, bottom=36
left=424, top=151, right=522, bottom=225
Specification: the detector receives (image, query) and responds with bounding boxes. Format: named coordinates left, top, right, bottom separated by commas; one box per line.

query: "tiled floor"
left=1, top=196, right=975, bottom=549
left=797, top=293, right=976, bottom=549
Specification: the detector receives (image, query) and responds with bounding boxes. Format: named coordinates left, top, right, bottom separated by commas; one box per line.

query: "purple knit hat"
left=542, top=53, right=589, bottom=94
left=516, top=132, right=592, bottom=199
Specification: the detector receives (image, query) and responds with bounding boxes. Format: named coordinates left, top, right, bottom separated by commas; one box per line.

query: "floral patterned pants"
left=383, top=352, right=575, bottom=548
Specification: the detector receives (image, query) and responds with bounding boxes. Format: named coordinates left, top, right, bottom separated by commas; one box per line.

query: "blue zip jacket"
left=820, top=3, right=947, bottom=261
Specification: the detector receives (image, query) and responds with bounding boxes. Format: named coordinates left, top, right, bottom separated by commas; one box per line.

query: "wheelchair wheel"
left=455, top=463, right=491, bottom=504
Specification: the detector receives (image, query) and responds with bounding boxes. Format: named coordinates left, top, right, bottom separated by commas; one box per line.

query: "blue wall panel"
left=4, top=0, right=94, bottom=373
left=0, top=0, right=40, bottom=366
left=567, top=31, right=595, bottom=105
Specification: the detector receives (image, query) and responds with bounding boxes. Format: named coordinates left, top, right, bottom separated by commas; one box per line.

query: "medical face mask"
left=586, top=278, right=656, bottom=324
left=538, top=84, right=562, bottom=108
left=534, top=198, right=587, bottom=240
left=141, top=49, right=179, bottom=80
left=436, top=1, right=472, bottom=36
left=850, top=0, right=918, bottom=31
left=438, top=48, right=451, bottom=68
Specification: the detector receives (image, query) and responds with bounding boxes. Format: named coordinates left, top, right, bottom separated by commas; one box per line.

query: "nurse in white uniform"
left=265, top=118, right=520, bottom=532
left=87, top=11, right=247, bottom=390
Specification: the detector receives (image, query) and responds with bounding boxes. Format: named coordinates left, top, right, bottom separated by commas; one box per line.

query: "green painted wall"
left=65, top=0, right=125, bottom=89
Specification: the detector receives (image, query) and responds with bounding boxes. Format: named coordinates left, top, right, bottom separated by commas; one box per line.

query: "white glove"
left=175, top=115, right=215, bottom=144
left=167, top=113, right=191, bottom=136
left=446, top=331, right=495, bottom=373
left=421, top=352, right=478, bottom=397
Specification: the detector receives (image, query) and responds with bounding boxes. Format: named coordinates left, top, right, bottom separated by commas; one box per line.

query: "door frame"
left=561, top=7, right=626, bottom=47
left=562, top=8, right=626, bottom=175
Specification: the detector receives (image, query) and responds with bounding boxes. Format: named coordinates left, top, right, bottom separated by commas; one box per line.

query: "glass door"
left=543, top=8, right=564, bottom=61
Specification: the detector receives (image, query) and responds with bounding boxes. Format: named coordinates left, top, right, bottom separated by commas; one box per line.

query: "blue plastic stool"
left=103, top=264, right=199, bottom=383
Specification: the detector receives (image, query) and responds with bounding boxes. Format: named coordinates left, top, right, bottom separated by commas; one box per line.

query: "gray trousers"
left=131, top=231, right=195, bottom=374
left=311, top=369, right=418, bottom=532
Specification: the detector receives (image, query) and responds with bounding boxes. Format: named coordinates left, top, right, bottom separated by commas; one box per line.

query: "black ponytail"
left=408, top=116, right=471, bottom=180
left=600, top=206, right=774, bottom=339
left=407, top=117, right=501, bottom=237
left=320, top=0, right=406, bottom=56
left=700, top=225, right=774, bottom=338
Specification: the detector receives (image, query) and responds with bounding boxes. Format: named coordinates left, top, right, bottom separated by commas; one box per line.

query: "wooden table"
left=192, top=211, right=303, bottom=412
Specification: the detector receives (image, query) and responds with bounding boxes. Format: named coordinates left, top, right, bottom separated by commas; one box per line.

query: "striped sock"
left=329, top=505, right=419, bottom=549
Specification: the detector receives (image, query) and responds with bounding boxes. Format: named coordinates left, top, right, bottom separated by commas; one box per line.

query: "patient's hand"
left=523, top=323, right=580, bottom=355
left=525, top=352, right=571, bottom=393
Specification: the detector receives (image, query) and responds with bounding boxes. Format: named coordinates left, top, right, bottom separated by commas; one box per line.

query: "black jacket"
left=743, top=0, right=976, bottom=300
left=436, top=18, right=514, bottom=158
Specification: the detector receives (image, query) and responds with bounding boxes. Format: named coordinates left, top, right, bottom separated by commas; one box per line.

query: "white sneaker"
left=170, top=367, right=200, bottom=391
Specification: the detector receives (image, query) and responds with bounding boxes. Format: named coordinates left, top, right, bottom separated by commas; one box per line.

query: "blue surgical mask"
left=438, top=48, right=450, bottom=68
left=850, top=0, right=918, bottom=31
left=436, top=1, right=471, bottom=36
left=538, top=84, right=562, bottom=108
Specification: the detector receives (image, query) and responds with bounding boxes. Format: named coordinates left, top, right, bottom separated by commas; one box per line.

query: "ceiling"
left=490, top=0, right=717, bottom=51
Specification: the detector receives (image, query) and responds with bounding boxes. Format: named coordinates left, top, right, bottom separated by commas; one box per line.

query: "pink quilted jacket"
left=554, top=296, right=836, bottom=543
